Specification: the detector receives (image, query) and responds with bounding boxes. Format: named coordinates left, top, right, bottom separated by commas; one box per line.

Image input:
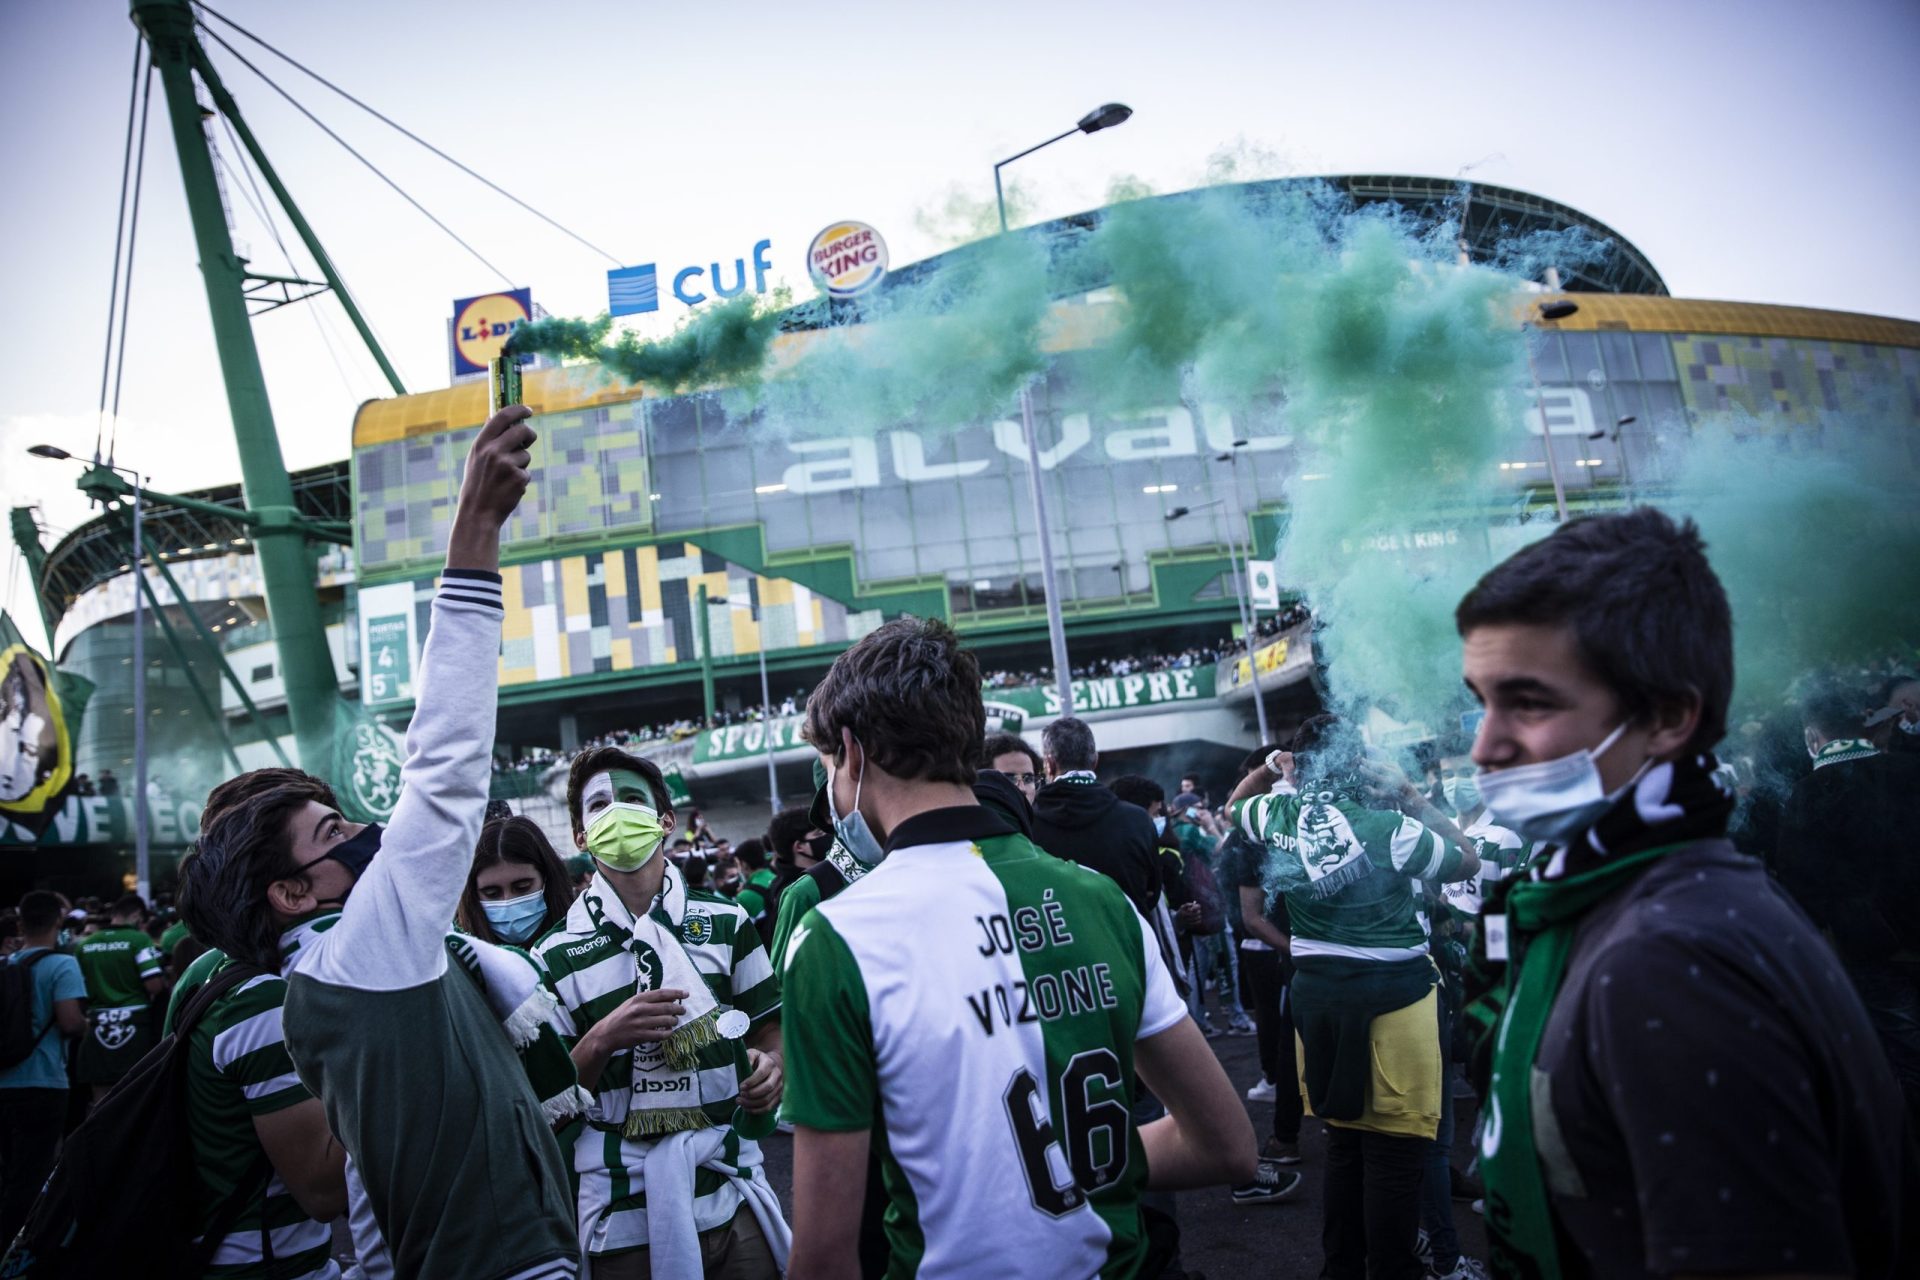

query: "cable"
left=97, top=37, right=145, bottom=464
left=197, top=23, right=517, bottom=289
left=195, top=3, right=623, bottom=267
left=108, top=61, right=155, bottom=467
left=218, top=110, right=360, bottom=402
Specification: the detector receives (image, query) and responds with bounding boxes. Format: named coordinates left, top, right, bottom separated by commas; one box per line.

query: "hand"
left=592, top=987, right=690, bottom=1052
left=457, top=405, right=536, bottom=527
left=1359, top=757, right=1421, bottom=810
left=739, top=1047, right=784, bottom=1114
left=1176, top=902, right=1204, bottom=931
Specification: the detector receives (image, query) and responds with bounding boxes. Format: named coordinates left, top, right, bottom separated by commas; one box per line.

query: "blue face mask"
left=482, top=889, right=548, bottom=944
left=829, top=743, right=888, bottom=870
left=1152, top=815, right=1168, bottom=836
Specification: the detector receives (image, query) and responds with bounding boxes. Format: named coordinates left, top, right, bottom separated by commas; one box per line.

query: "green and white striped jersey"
left=532, top=867, right=781, bottom=1255
left=782, top=807, right=1186, bottom=1280
left=1436, top=812, right=1529, bottom=923
left=1232, top=787, right=1464, bottom=960
left=165, top=949, right=340, bottom=1280
left=77, top=926, right=163, bottom=1008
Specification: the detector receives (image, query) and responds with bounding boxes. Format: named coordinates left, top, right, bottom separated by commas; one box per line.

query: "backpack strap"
left=176, top=962, right=280, bottom=1272
left=171, top=959, right=272, bottom=1041
left=14, top=949, right=59, bottom=1049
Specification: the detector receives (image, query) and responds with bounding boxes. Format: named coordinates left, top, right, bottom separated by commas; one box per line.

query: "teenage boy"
left=74, top=892, right=169, bottom=1102
left=532, top=746, right=787, bottom=1279
left=782, top=617, right=1255, bottom=1279
left=1459, top=508, right=1912, bottom=1278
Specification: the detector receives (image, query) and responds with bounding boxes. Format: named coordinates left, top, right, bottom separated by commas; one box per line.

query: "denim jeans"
left=1188, top=922, right=1248, bottom=1020
left=1323, top=1125, right=1428, bottom=1280
left=1241, top=946, right=1303, bottom=1144
left=1419, top=986, right=1460, bottom=1272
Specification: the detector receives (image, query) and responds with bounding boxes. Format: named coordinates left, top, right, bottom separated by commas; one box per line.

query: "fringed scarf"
left=1482, top=752, right=1734, bottom=1279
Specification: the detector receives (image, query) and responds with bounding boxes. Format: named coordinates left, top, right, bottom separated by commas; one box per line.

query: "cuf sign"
left=808, top=222, right=887, bottom=298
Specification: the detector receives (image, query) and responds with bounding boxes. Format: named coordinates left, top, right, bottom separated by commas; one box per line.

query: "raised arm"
left=323, top=407, right=535, bottom=988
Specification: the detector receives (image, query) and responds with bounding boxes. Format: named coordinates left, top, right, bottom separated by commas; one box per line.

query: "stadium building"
left=11, top=174, right=1920, bottom=889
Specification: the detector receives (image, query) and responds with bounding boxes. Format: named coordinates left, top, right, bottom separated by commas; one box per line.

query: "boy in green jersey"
left=782, top=617, right=1255, bottom=1280
left=74, top=892, right=168, bottom=1101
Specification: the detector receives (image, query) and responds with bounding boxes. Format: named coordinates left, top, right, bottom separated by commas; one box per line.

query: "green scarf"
left=1483, top=749, right=1734, bottom=1277
left=1481, top=843, right=1676, bottom=1277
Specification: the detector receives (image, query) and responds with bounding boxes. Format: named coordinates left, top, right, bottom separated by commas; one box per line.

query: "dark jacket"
left=1031, top=774, right=1162, bottom=920
left=1776, top=750, right=1920, bottom=961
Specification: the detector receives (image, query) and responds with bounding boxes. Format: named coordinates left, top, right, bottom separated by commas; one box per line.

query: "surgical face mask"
left=1152, top=815, right=1168, bottom=836
left=290, top=823, right=383, bottom=910
left=482, top=889, right=549, bottom=944
left=1475, top=723, right=1638, bottom=845
left=1441, top=774, right=1481, bottom=814
left=829, top=743, right=887, bottom=868
left=585, top=802, right=666, bottom=872
left=56, top=929, right=72, bottom=950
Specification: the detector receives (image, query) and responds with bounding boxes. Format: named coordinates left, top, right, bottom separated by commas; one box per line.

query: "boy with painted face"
left=532, top=746, right=787, bottom=1279
left=1458, top=508, right=1911, bottom=1279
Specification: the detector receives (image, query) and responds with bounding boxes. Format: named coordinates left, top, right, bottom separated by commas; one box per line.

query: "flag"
left=0, top=611, right=94, bottom=838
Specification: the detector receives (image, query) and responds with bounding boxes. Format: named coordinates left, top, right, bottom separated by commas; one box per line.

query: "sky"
left=3, top=0, right=1917, bottom=650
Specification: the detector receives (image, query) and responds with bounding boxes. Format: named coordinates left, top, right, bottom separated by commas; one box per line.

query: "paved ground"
left=754, top=1019, right=1490, bottom=1279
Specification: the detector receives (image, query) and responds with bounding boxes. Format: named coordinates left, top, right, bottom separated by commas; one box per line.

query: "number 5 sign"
left=358, top=582, right=420, bottom=708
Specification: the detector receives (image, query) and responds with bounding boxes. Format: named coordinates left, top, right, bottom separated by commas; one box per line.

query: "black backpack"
left=1, top=960, right=272, bottom=1279
left=0, top=952, right=57, bottom=1070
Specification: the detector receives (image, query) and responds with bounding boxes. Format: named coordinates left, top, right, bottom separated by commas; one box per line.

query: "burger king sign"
left=808, top=221, right=888, bottom=299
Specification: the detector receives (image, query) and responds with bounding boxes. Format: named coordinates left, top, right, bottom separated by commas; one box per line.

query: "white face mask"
left=1475, top=722, right=1637, bottom=845
left=829, top=741, right=888, bottom=869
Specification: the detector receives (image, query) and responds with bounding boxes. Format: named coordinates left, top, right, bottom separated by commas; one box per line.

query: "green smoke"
left=506, top=293, right=783, bottom=395
left=1652, top=419, right=1920, bottom=718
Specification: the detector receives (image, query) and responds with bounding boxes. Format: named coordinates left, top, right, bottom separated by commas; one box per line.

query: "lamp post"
left=29, top=445, right=149, bottom=900
left=713, top=595, right=780, bottom=816
left=1527, top=298, right=1580, bottom=521
left=1166, top=494, right=1271, bottom=744
left=993, top=102, right=1133, bottom=717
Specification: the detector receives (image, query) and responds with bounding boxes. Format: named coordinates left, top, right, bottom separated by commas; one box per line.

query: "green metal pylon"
left=130, top=0, right=352, bottom=775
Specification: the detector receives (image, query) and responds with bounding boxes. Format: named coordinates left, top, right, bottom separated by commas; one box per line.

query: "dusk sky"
left=4, top=0, right=1917, bottom=647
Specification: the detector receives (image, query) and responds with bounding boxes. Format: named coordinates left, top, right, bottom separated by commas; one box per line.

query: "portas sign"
left=808, top=221, right=887, bottom=298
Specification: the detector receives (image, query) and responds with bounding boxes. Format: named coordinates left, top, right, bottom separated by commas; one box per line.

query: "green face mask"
left=585, top=802, right=666, bottom=872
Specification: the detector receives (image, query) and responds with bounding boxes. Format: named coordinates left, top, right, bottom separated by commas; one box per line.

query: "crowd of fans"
left=5, top=434, right=1910, bottom=1280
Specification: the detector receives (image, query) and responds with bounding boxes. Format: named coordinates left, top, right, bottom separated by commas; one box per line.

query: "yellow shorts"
left=1296, top=987, right=1441, bottom=1140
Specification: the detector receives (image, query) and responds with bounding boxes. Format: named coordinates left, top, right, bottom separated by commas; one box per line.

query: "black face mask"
left=291, top=822, right=383, bottom=909
left=805, top=830, right=834, bottom=861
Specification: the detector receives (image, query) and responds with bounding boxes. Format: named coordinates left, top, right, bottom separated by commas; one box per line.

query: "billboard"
left=451, top=288, right=533, bottom=377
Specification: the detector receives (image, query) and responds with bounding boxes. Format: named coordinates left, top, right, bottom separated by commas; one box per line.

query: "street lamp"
left=1166, top=489, right=1271, bottom=744
left=993, top=103, right=1134, bottom=718
left=31, top=445, right=150, bottom=900
left=712, top=595, right=781, bottom=817
left=1524, top=298, right=1580, bottom=520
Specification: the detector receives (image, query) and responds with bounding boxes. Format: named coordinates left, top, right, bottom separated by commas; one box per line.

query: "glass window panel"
left=862, top=545, right=917, bottom=580
left=1600, top=331, right=1638, bottom=380
left=804, top=493, right=855, bottom=547
left=968, top=536, right=1021, bottom=571
left=1562, top=333, right=1603, bottom=389
left=1634, top=333, right=1677, bottom=381
left=859, top=486, right=914, bottom=548
left=1530, top=331, right=1569, bottom=384
left=917, top=541, right=968, bottom=577
left=911, top=480, right=964, bottom=530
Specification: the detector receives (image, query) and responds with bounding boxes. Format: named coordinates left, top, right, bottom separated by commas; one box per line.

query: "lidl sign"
left=452, top=288, right=532, bottom=376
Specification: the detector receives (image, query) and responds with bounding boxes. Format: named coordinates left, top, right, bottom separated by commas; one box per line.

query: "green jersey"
left=76, top=926, right=163, bottom=1009
left=160, top=919, right=193, bottom=957
left=165, top=949, right=339, bottom=1280
left=782, top=807, right=1186, bottom=1279
left=531, top=867, right=782, bottom=1255
left=1232, top=787, right=1463, bottom=960
left=770, top=871, right=822, bottom=982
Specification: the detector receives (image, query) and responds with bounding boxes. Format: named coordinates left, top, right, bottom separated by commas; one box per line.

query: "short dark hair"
left=1240, top=743, right=1288, bottom=776
left=1109, top=774, right=1165, bottom=810
left=111, top=893, right=146, bottom=920
left=1802, top=686, right=1866, bottom=742
left=982, top=732, right=1040, bottom=773
left=803, top=617, right=983, bottom=785
left=1290, top=713, right=1363, bottom=780
left=1456, top=508, right=1733, bottom=754
left=767, top=806, right=815, bottom=865
left=18, top=890, right=66, bottom=934
left=733, top=836, right=768, bottom=871
left=566, top=746, right=673, bottom=835
left=1042, top=717, right=1097, bottom=772
left=204, top=768, right=338, bottom=831
left=458, top=816, right=573, bottom=945
left=178, top=774, right=337, bottom=969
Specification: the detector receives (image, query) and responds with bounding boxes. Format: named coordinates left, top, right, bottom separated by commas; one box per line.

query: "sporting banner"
left=0, top=612, right=93, bottom=839
left=1221, top=624, right=1315, bottom=692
